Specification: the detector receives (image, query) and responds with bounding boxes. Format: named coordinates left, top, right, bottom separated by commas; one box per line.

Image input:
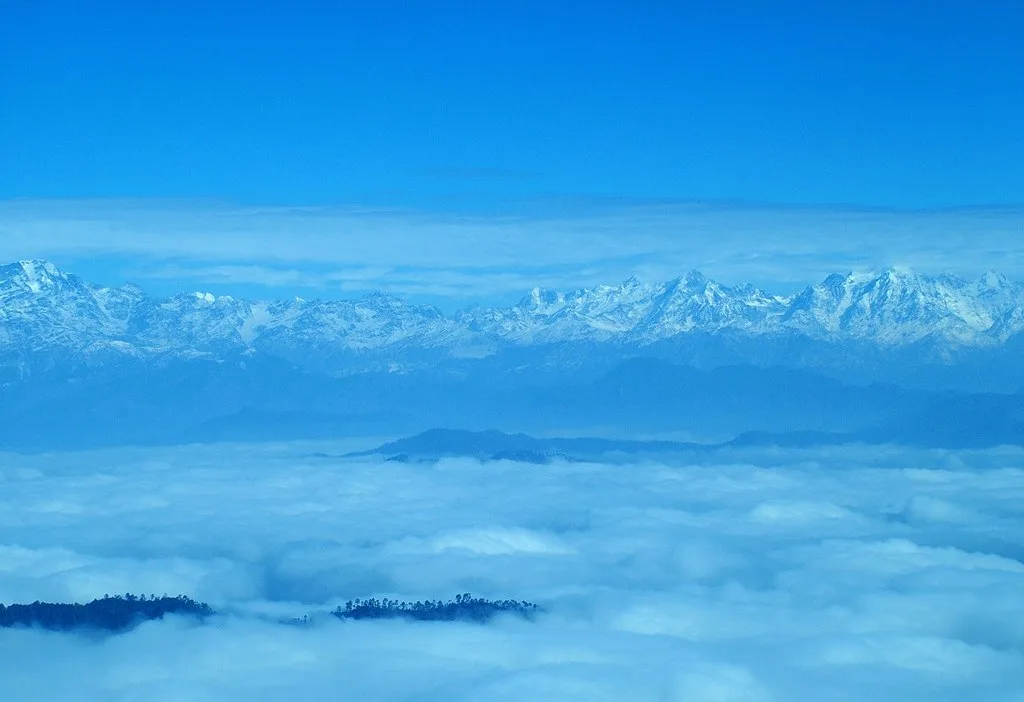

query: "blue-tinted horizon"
left=5, top=7, right=1024, bottom=699
left=2, top=1, right=1023, bottom=210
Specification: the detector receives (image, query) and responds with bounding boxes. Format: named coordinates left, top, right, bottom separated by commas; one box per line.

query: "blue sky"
left=1, top=1, right=1022, bottom=303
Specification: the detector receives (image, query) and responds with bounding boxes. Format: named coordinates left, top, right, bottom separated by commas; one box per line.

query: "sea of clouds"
left=1, top=440, right=1022, bottom=700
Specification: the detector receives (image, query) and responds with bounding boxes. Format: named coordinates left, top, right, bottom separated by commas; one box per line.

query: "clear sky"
left=1, top=1, right=1022, bottom=303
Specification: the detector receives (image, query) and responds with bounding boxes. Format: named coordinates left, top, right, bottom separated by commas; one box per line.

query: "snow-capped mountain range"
left=1, top=260, right=1022, bottom=378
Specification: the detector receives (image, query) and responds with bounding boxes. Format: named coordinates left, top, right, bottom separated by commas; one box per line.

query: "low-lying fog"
left=1, top=441, right=1022, bottom=700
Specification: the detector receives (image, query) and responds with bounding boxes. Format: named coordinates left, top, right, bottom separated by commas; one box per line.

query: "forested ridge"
left=0, top=593, right=540, bottom=633
left=0, top=595, right=212, bottom=632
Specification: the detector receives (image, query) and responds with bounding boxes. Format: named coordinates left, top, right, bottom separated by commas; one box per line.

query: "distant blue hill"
left=352, top=410, right=1024, bottom=463
left=346, top=428, right=708, bottom=462
left=0, top=356, right=1019, bottom=451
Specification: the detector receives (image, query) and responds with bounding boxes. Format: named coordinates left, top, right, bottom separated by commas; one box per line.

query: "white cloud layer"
left=1, top=199, right=1022, bottom=300
left=1, top=441, right=1022, bottom=700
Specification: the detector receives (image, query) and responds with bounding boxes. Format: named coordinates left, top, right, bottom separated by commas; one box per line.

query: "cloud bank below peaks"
left=0, top=441, right=1022, bottom=700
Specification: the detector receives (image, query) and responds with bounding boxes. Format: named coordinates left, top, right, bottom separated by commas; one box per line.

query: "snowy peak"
left=976, top=269, right=1012, bottom=291
left=467, top=272, right=788, bottom=343
left=5, top=259, right=65, bottom=280
left=0, top=261, right=1021, bottom=373
left=782, top=267, right=1023, bottom=344
left=628, top=274, right=782, bottom=341
left=672, top=269, right=708, bottom=289
left=0, top=259, right=76, bottom=294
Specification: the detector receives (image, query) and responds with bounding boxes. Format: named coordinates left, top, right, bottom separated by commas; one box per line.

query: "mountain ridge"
left=1, top=259, right=1022, bottom=381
